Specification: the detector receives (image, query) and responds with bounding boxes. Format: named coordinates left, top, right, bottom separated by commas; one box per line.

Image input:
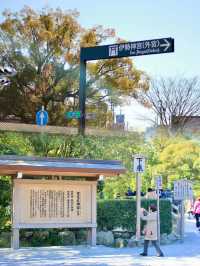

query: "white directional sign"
left=85, top=113, right=96, bottom=120
left=173, top=179, right=193, bottom=200
left=156, top=176, right=163, bottom=190
left=133, top=154, right=145, bottom=173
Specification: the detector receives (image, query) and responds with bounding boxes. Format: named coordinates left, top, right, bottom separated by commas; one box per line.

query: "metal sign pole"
left=157, top=187, right=160, bottom=244
left=136, top=172, right=141, bottom=241
left=155, top=176, right=162, bottom=245
left=134, top=155, right=145, bottom=241
left=180, top=199, right=185, bottom=243
left=79, top=58, right=86, bottom=135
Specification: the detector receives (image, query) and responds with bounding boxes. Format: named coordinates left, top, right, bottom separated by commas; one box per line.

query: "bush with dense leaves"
left=97, top=199, right=172, bottom=234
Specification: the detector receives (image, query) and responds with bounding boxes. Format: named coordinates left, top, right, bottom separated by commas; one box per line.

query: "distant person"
left=164, top=188, right=172, bottom=199
left=186, top=199, right=194, bottom=219
left=140, top=204, right=164, bottom=257
left=159, top=189, right=164, bottom=198
left=125, top=188, right=144, bottom=197
left=126, top=187, right=135, bottom=197
left=193, top=197, right=200, bottom=230
left=145, top=188, right=157, bottom=199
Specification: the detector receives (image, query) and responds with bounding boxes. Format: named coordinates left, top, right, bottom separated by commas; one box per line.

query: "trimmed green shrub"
left=0, top=177, right=11, bottom=233
left=0, top=232, right=10, bottom=247
left=97, top=199, right=172, bottom=234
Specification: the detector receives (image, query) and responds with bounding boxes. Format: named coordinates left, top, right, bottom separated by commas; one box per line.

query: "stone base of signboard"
left=11, top=227, right=97, bottom=249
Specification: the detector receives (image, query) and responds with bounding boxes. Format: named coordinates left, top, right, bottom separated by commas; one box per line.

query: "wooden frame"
left=12, top=179, right=97, bottom=249
left=0, top=155, right=125, bottom=249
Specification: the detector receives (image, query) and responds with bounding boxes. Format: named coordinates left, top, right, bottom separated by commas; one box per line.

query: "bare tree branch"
left=141, top=77, right=200, bottom=131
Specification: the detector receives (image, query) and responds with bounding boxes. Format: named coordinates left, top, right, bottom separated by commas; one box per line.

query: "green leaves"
left=0, top=176, right=11, bottom=232
left=0, top=6, right=149, bottom=126
left=97, top=199, right=172, bottom=234
left=0, top=131, right=200, bottom=234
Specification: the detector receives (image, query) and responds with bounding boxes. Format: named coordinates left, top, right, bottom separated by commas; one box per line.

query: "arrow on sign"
left=40, top=112, right=45, bottom=125
left=160, top=39, right=171, bottom=52
left=36, top=106, right=48, bottom=126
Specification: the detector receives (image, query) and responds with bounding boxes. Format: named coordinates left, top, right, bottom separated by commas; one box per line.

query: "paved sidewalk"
left=0, top=218, right=199, bottom=266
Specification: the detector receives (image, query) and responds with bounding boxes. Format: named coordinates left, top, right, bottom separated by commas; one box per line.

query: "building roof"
left=0, top=155, right=126, bottom=178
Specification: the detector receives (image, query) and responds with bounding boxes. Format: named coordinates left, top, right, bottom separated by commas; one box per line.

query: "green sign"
left=66, top=111, right=81, bottom=119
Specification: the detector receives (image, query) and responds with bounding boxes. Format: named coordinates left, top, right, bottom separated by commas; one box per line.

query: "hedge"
left=97, top=199, right=172, bottom=234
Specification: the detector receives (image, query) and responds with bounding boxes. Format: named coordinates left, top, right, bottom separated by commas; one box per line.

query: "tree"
left=142, top=77, right=200, bottom=131
left=152, top=137, right=200, bottom=188
left=0, top=7, right=149, bottom=126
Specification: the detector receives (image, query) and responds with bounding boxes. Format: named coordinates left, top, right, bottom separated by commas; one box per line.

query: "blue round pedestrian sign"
left=36, top=107, right=48, bottom=126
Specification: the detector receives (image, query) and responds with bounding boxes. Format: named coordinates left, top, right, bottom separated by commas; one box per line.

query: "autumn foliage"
left=0, top=6, right=149, bottom=126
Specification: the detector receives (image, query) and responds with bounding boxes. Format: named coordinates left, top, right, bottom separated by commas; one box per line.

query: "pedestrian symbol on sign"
left=136, top=158, right=143, bottom=172
left=133, top=155, right=145, bottom=173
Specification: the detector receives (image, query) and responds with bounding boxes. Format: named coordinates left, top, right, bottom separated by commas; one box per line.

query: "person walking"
left=193, top=197, right=200, bottom=230
left=140, top=204, right=164, bottom=257
left=186, top=199, right=194, bottom=219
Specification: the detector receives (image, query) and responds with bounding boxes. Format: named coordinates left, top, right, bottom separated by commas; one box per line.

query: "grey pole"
left=79, top=56, right=86, bottom=135
left=157, top=188, right=160, bottom=244
left=180, top=200, right=185, bottom=242
left=136, top=172, right=141, bottom=241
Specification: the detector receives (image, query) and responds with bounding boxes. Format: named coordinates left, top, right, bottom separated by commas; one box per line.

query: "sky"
left=0, top=0, right=199, bottom=130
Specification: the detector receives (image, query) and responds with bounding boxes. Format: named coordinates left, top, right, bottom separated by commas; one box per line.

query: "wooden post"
left=12, top=228, right=19, bottom=249
left=86, top=227, right=96, bottom=246
left=91, top=227, right=96, bottom=246
left=91, top=182, right=97, bottom=246
left=87, top=228, right=92, bottom=245
left=11, top=178, right=19, bottom=249
left=86, top=182, right=97, bottom=246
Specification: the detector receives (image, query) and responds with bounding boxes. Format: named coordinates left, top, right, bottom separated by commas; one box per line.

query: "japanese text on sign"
left=13, top=180, right=94, bottom=227
left=173, top=180, right=193, bottom=200
left=30, top=189, right=81, bottom=219
left=80, top=38, right=174, bottom=61
left=109, top=40, right=161, bottom=56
